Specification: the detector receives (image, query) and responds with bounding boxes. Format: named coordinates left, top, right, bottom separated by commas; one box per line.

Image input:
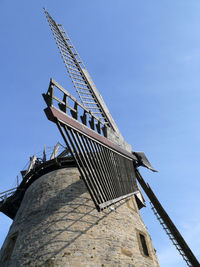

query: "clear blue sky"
left=0, top=1, right=200, bottom=266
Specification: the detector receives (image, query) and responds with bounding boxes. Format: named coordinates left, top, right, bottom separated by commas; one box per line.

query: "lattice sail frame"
left=43, top=79, right=140, bottom=211
left=44, top=9, right=122, bottom=137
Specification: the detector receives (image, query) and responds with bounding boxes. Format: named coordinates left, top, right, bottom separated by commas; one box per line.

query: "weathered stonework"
left=0, top=167, right=159, bottom=267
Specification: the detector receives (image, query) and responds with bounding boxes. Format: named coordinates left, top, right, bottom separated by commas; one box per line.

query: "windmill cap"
left=133, top=151, right=157, bottom=172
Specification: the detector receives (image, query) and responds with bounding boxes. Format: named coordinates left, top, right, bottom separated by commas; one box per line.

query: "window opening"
left=139, top=233, right=149, bottom=257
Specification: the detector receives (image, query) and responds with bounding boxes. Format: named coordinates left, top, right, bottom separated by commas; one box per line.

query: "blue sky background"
left=0, top=1, right=200, bottom=266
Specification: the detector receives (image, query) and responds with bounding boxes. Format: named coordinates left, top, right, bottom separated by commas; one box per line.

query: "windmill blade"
left=43, top=79, right=140, bottom=210
left=135, top=169, right=199, bottom=267
left=44, top=9, right=121, bottom=137
left=57, top=120, right=139, bottom=211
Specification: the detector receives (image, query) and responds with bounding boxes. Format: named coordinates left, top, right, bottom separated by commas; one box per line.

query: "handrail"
left=0, top=187, right=17, bottom=201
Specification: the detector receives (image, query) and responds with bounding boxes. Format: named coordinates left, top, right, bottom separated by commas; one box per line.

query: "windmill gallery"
left=0, top=9, right=199, bottom=267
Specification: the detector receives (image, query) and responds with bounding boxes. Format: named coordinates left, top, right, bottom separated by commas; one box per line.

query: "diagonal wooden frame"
left=44, top=106, right=139, bottom=211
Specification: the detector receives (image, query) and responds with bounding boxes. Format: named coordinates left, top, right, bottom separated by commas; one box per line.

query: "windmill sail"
left=43, top=79, right=139, bottom=211
left=136, top=170, right=199, bottom=267
left=44, top=9, right=122, bottom=138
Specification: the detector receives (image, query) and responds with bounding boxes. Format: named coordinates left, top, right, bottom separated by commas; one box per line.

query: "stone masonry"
left=0, top=167, right=160, bottom=267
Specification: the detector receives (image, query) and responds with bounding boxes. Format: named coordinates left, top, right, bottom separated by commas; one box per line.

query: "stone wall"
left=0, top=167, right=159, bottom=267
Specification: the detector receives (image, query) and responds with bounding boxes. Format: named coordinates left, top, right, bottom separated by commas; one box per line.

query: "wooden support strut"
left=135, top=169, right=199, bottom=267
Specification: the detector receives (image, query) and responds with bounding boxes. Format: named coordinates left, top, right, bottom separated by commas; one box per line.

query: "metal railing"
left=0, top=143, right=69, bottom=203
left=0, top=188, right=17, bottom=202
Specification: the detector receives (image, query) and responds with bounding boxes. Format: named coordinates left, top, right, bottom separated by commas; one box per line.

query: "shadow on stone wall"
left=12, top=178, right=118, bottom=266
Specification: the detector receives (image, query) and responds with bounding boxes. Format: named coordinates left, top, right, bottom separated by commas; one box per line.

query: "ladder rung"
left=64, top=57, right=76, bottom=65
left=56, top=36, right=70, bottom=48
left=76, top=86, right=90, bottom=91
left=66, top=62, right=77, bottom=69
left=62, top=51, right=74, bottom=60
left=166, top=232, right=172, bottom=235
left=57, top=41, right=70, bottom=53
left=56, top=40, right=70, bottom=51
left=79, top=91, right=92, bottom=95
left=76, top=84, right=88, bottom=90
left=76, top=89, right=90, bottom=93
left=63, top=55, right=76, bottom=65
left=49, top=20, right=57, bottom=27
left=68, top=66, right=80, bottom=73
left=62, top=32, right=68, bottom=36
left=163, top=228, right=168, bottom=231
left=81, top=97, right=94, bottom=100
left=87, top=107, right=99, bottom=110
left=54, top=33, right=66, bottom=44
left=51, top=25, right=61, bottom=34
left=83, top=101, right=97, bottom=105
left=60, top=47, right=72, bottom=58
left=73, top=77, right=86, bottom=82
left=69, top=71, right=82, bottom=77
left=75, top=81, right=87, bottom=86
left=54, top=29, right=66, bottom=41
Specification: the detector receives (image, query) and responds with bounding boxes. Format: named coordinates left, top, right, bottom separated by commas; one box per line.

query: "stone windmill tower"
left=0, top=9, right=199, bottom=267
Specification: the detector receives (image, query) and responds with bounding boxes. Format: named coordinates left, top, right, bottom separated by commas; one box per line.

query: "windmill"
left=0, top=9, right=199, bottom=267
left=42, top=9, right=199, bottom=267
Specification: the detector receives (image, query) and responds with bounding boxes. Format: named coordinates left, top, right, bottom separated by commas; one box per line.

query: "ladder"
left=136, top=169, right=199, bottom=267
left=44, top=9, right=108, bottom=123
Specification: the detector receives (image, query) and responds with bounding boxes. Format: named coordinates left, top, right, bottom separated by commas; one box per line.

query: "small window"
left=1, top=232, right=18, bottom=262
left=139, top=233, right=149, bottom=257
